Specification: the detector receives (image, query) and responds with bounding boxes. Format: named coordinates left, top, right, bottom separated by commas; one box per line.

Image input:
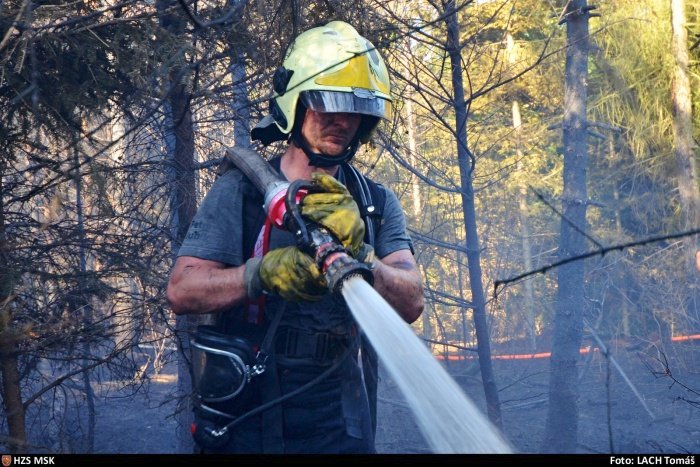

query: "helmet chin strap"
left=290, top=130, right=361, bottom=168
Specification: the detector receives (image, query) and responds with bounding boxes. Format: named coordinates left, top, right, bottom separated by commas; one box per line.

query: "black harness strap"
left=339, top=163, right=385, bottom=246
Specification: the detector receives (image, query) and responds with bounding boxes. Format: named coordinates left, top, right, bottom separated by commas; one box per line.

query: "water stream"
left=342, top=276, right=512, bottom=453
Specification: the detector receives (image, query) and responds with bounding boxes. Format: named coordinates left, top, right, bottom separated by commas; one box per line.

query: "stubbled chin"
left=321, top=142, right=346, bottom=156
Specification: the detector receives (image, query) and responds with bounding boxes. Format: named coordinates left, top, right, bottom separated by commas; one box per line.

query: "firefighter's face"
left=300, top=109, right=361, bottom=157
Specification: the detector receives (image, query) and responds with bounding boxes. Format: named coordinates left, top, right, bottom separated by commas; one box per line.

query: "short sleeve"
left=177, top=170, right=246, bottom=266
left=373, top=186, right=414, bottom=259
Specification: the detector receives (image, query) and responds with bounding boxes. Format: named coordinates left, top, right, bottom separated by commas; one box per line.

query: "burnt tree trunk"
left=445, top=1, right=502, bottom=428
left=228, top=2, right=252, bottom=151
left=514, top=101, right=537, bottom=352
left=73, top=142, right=96, bottom=453
left=542, top=0, right=591, bottom=453
left=671, top=0, right=700, bottom=323
left=0, top=163, right=27, bottom=453
left=505, top=33, right=537, bottom=351
left=157, top=0, right=199, bottom=453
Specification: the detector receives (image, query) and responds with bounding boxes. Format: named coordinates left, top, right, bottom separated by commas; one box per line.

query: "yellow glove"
left=300, top=173, right=365, bottom=257
left=244, top=247, right=328, bottom=302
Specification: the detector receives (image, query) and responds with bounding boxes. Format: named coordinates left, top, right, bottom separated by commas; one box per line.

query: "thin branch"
left=531, top=186, right=604, bottom=249
left=584, top=319, right=656, bottom=420
left=20, top=352, right=119, bottom=411
left=426, top=285, right=474, bottom=309
left=422, top=338, right=477, bottom=353
left=377, top=132, right=461, bottom=193
left=641, top=350, right=700, bottom=400
left=494, top=227, right=700, bottom=294
left=0, top=0, right=30, bottom=53
left=408, top=228, right=469, bottom=254
left=175, top=0, right=245, bottom=30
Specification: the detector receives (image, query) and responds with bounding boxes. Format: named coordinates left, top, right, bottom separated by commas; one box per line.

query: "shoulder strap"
left=340, top=164, right=386, bottom=247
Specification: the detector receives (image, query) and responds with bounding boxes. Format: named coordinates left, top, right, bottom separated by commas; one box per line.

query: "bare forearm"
left=167, top=258, right=248, bottom=315
left=372, top=258, right=424, bottom=324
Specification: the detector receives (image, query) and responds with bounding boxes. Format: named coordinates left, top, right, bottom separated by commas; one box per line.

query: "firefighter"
left=166, top=20, right=424, bottom=454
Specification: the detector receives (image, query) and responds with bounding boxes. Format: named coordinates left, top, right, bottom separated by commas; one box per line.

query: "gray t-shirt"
left=177, top=165, right=413, bottom=331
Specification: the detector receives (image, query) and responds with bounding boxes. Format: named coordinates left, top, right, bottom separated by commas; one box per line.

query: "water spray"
left=226, top=147, right=512, bottom=453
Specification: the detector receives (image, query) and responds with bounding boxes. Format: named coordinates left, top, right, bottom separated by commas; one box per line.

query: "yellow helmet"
left=252, top=21, right=392, bottom=153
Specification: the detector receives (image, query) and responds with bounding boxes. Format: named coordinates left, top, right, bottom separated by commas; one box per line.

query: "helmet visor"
left=301, top=90, right=391, bottom=121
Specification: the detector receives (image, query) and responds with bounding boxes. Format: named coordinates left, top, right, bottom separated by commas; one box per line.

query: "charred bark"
left=671, top=0, right=700, bottom=323
left=0, top=164, right=27, bottom=453
left=542, top=0, right=592, bottom=453
left=157, top=0, right=199, bottom=453
left=445, top=1, right=502, bottom=428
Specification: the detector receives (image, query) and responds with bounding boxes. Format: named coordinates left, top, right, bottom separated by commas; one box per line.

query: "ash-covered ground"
left=86, top=340, right=700, bottom=454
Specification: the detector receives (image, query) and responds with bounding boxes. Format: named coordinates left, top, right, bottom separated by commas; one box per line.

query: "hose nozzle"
left=323, top=252, right=374, bottom=294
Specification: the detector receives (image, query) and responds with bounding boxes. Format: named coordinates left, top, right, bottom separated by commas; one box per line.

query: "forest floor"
left=89, top=338, right=700, bottom=454
left=377, top=337, right=700, bottom=454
